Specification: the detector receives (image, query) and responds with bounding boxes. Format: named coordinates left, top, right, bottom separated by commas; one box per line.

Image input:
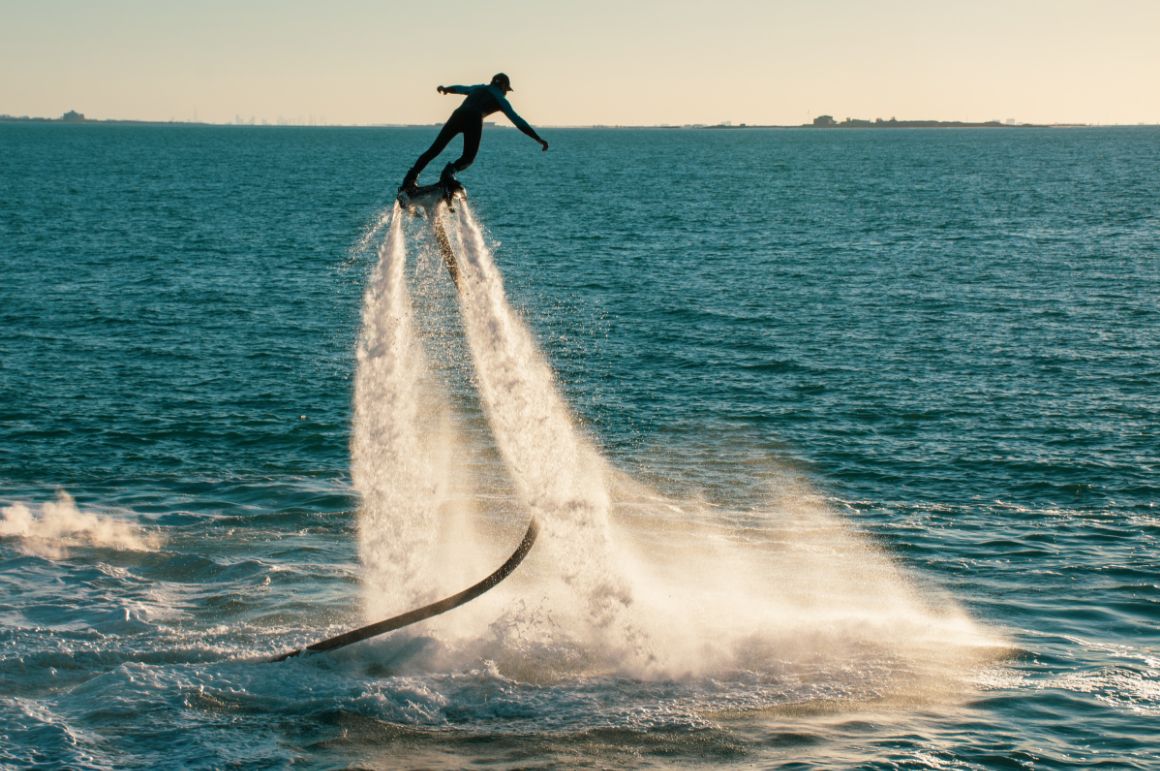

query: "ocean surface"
left=1, top=123, right=1157, bottom=769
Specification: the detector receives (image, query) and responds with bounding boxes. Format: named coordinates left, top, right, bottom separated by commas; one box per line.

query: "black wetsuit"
left=402, top=84, right=545, bottom=188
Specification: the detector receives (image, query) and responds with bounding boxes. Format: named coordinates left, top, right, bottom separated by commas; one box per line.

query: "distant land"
left=0, top=110, right=211, bottom=126
left=2, top=110, right=1150, bottom=130
left=734, top=115, right=1042, bottom=129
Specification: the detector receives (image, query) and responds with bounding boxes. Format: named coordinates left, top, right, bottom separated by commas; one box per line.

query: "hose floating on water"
left=271, top=517, right=538, bottom=662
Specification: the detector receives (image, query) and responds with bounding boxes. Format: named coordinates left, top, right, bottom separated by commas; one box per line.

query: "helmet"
left=491, top=73, right=513, bottom=92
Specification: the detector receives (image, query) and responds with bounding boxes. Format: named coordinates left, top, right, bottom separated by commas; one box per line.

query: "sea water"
left=1, top=124, right=1157, bottom=768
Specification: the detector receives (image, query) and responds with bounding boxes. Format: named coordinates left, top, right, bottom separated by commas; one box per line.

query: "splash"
left=351, top=200, right=1003, bottom=696
left=445, top=202, right=999, bottom=684
left=0, top=490, right=161, bottom=559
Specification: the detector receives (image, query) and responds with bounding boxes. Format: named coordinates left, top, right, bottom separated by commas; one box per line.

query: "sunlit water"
left=1, top=124, right=1157, bottom=768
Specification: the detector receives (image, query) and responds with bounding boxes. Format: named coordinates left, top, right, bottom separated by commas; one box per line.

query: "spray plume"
left=349, top=200, right=1003, bottom=695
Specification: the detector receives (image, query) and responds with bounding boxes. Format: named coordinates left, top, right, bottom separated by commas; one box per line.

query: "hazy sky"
left=2, top=0, right=1158, bottom=126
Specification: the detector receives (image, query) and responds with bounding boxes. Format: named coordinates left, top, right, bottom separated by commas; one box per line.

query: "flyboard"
left=396, top=178, right=466, bottom=288
left=272, top=518, right=538, bottom=661
left=271, top=178, right=537, bottom=662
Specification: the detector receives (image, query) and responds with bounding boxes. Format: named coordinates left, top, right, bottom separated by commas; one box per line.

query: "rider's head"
left=490, top=73, right=513, bottom=93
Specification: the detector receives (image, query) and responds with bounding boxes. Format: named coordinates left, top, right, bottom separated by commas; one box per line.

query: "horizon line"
left=5, top=114, right=1159, bottom=130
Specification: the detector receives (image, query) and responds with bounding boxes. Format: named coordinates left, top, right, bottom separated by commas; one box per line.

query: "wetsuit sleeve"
left=443, top=85, right=471, bottom=95
left=498, top=98, right=544, bottom=143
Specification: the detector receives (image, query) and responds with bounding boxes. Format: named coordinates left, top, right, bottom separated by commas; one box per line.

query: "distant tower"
left=61, top=110, right=86, bottom=123
left=813, top=115, right=836, bottom=127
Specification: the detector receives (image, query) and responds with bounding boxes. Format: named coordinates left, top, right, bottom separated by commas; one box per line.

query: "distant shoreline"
left=1, top=113, right=1154, bottom=130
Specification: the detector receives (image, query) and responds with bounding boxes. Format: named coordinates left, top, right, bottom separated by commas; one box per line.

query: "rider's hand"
left=437, top=86, right=446, bottom=94
left=540, top=140, right=549, bottom=152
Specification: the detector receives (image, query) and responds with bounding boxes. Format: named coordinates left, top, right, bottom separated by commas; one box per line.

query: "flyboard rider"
left=399, top=73, right=549, bottom=194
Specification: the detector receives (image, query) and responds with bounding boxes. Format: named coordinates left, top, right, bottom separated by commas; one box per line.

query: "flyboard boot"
left=438, top=163, right=465, bottom=208
left=396, top=169, right=420, bottom=210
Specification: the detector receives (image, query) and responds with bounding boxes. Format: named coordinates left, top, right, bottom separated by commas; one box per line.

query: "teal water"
left=1, top=124, right=1157, bottom=768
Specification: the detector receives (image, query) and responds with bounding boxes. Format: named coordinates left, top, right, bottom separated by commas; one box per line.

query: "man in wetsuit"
left=399, top=73, right=548, bottom=193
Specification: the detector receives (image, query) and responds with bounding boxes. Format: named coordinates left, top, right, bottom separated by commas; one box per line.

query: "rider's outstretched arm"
left=437, top=84, right=471, bottom=95
left=499, top=99, right=548, bottom=149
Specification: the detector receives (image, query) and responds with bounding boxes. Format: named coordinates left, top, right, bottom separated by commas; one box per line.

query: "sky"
left=2, top=0, right=1158, bottom=126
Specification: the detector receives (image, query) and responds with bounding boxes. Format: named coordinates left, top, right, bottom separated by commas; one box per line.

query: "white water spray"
left=352, top=207, right=482, bottom=619
left=447, top=205, right=640, bottom=656
left=353, top=200, right=1002, bottom=692
left=445, top=202, right=999, bottom=683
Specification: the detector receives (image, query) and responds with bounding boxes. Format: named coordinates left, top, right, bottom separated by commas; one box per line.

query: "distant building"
left=61, top=110, right=86, bottom=122
left=813, top=115, right=836, bottom=127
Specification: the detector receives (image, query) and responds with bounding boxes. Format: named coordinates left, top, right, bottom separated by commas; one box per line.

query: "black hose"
left=270, top=518, right=538, bottom=662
